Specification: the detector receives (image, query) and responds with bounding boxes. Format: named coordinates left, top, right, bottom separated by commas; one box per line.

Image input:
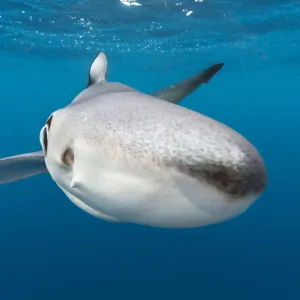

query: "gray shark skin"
left=0, top=52, right=267, bottom=229
left=0, top=54, right=224, bottom=185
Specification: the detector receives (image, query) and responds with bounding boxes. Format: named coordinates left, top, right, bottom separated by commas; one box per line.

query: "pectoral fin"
left=151, top=63, right=224, bottom=104
left=0, top=151, right=47, bottom=185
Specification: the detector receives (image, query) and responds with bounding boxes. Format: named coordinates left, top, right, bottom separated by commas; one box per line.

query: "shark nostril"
left=61, top=147, right=74, bottom=166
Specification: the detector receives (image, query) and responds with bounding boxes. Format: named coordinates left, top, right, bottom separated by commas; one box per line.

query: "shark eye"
left=42, top=127, right=48, bottom=156
left=61, top=147, right=74, bottom=166
left=46, top=114, right=53, bottom=130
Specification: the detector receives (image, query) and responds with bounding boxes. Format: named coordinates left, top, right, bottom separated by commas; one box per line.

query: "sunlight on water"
left=120, top=0, right=142, bottom=7
left=0, top=0, right=299, bottom=68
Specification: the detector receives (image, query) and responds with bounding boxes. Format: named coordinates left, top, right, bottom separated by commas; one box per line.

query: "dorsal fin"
left=87, top=52, right=108, bottom=87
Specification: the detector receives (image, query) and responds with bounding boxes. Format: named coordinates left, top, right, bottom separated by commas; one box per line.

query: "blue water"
left=0, top=0, right=299, bottom=299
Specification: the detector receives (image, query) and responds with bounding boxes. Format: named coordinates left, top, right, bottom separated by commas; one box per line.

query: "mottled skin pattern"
left=0, top=51, right=266, bottom=228
left=71, top=82, right=137, bottom=104
left=51, top=91, right=267, bottom=201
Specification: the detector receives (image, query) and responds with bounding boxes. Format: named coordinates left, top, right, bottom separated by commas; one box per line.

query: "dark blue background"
left=0, top=0, right=299, bottom=298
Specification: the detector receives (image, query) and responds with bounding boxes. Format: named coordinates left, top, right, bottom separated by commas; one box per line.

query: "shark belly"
left=67, top=164, right=256, bottom=228
left=58, top=184, right=121, bottom=222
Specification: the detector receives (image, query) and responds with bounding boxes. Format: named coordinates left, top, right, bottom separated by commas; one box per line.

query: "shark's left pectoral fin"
left=151, top=63, right=224, bottom=104
left=0, top=151, right=47, bottom=185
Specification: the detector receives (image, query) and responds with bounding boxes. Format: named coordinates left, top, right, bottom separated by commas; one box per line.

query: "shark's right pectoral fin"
left=0, top=151, right=48, bottom=185
left=151, top=63, right=224, bottom=104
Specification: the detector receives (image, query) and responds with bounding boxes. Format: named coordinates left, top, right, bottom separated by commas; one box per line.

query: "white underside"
left=60, top=187, right=120, bottom=222
left=50, top=160, right=256, bottom=228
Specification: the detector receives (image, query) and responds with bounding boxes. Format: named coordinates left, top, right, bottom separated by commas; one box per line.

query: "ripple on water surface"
left=0, top=0, right=299, bottom=69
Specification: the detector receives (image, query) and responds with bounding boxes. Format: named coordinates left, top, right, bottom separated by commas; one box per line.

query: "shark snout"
left=201, top=150, right=268, bottom=200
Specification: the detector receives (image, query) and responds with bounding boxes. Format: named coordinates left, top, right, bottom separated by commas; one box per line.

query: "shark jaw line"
left=59, top=183, right=120, bottom=222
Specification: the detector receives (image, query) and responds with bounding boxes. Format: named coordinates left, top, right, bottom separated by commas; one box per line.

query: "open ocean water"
left=0, top=0, right=299, bottom=299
